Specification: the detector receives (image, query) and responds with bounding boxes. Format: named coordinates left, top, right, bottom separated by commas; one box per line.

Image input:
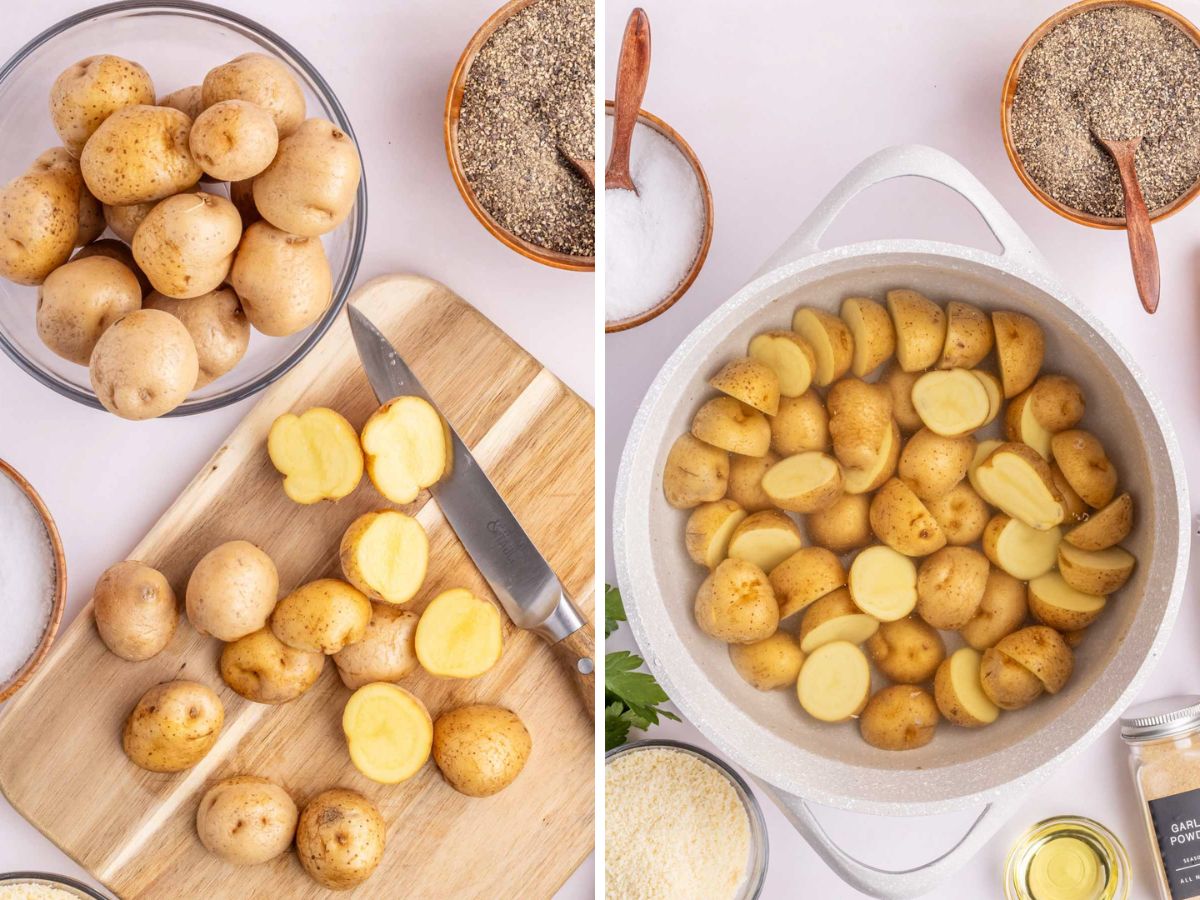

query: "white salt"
left=0, top=471, right=55, bottom=685
left=605, top=118, right=705, bottom=323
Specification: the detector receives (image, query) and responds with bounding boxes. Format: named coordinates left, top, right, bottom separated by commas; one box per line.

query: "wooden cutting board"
left=0, top=275, right=595, bottom=900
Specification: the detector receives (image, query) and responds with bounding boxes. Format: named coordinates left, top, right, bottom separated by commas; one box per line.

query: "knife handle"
left=551, top=622, right=595, bottom=719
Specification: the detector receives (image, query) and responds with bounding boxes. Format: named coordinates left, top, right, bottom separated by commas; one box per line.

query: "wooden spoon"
left=560, top=149, right=594, bottom=188
left=1096, top=135, right=1160, bottom=314
left=605, top=8, right=651, bottom=192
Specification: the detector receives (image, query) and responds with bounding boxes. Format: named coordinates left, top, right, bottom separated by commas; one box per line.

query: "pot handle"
left=756, top=780, right=1026, bottom=900
left=754, top=143, right=1054, bottom=282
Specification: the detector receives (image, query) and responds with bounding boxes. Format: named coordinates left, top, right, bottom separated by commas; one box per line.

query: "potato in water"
left=268, top=407, right=364, bottom=504
left=362, top=396, right=450, bottom=504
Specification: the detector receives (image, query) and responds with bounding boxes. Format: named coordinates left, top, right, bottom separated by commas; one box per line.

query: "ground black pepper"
left=1010, top=6, right=1200, bottom=218
left=457, top=0, right=594, bottom=257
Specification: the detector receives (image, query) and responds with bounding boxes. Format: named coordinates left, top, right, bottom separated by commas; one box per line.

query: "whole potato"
left=432, top=705, right=533, bottom=797
left=271, top=578, right=372, bottom=654
left=190, top=100, right=279, bottom=182
left=220, top=627, right=325, bottom=704
left=925, top=482, right=989, bottom=546
left=296, top=789, right=385, bottom=890
left=158, top=84, right=204, bottom=120
left=196, top=775, right=297, bottom=866
left=123, top=680, right=224, bottom=772
left=133, top=192, right=242, bottom=299
left=252, top=118, right=361, bottom=236
left=0, top=147, right=82, bottom=285
left=145, top=288, right=248, bottom=387
left=332, top=604, right=419, bottom=690
left=728, top=631, right=805, bottom=690
left=663, top=434, right=728, bottom=509
left=915, top=546, right=988, bottom=630
left=37, top=256, right=142, bottom=365
left=89, top=308, right=198, bottom=419
left=770, top=390, right=829, bottom=455
left=103, top=200, right=156, bottom=243
left=897, top=429, right=975, bottom=502
left=866, top=617, right=945, bottom=684
left=80, top=105, right=202, bottom=205
left=76, top=185, right=104, bottom=246
left=806, top=492, right=872, bottom=554
left=694, top=558, right=779, bottom=643
left=186, top=540, right=279, bottom=641
left=50, top=55, right=155, bottom=156
left=229, top=177, right=260, bottom=229
left=859, top=684, right=939, bottom=751
left=230, top=221, right=332, bottom=336
left=202, top=53, right=307, bottom=137
left=92, top=560, right=177, bottom=661
left=72, top=238, right=151, bottom=295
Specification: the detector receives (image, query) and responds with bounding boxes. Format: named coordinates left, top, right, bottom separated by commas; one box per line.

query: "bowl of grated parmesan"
left=0, top=873, right=108, bottom=900
left=605, top=740, right=767, bottom=900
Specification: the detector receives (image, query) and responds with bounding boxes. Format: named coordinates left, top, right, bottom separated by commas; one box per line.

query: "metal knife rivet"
left=577, top=658, right=594, bottom=675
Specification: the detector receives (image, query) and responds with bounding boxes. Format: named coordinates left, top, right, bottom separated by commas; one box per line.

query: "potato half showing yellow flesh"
left=973, top=443, right=1064, bottom=531
left=340, top=510, right=429, bottom=604
left=343, top=683, right=432, bottom=784
left=267, top=407, right=363, bottom=503
left=415, top=588, right=503, bottom=678
left=361, top=396, right=450, bottom=504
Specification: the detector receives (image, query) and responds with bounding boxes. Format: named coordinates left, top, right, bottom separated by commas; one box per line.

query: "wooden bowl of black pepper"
left=445, top=0, right=595, bottom=271
left=1001, top=0, right=1200, bottom=229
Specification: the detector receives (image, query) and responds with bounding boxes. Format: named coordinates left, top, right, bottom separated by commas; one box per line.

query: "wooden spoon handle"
left=605, top=8, right=651, bottom=192
left=1109, top=140, right=1161, bottom=314
left=550, top=622, right=595, bottom=719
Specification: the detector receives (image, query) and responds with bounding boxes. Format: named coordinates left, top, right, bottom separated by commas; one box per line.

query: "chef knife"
left=348, top=306, right=595, bottom=717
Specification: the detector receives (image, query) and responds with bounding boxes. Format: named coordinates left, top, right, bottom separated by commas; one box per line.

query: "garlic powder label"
left=1149, top=787, right=1200, bottom=898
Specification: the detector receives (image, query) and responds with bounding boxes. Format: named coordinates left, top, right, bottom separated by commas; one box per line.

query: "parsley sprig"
left=604, top=584, right=677, bottom=750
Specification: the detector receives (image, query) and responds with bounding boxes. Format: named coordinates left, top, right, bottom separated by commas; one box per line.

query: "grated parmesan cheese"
left=606, top=747, right=751, bottom=900
left=0, top=884, right=85, bottom=900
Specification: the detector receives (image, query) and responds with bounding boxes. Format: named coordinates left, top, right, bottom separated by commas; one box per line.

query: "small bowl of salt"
left=0, top=460, right=66, bottom=703
left=604, top=102, right=714, bottom=333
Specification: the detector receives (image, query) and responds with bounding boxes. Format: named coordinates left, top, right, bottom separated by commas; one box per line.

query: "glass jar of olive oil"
left=1004, top=815, right=1130, bottom=900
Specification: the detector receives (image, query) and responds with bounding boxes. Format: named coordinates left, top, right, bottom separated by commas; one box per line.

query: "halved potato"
left=663, top=434, right=729, bottom=509
left=887, top=289, right=946, bottom=372
left=960, top=569, right=1027, bottom=650
left=709, top=358, right=780, bottom=415
left=926, top=482, right=989, bottom=546
left=1028, top=572, right=1106, bottom=631
left=762, top=452, right=842, bottom=513
left=859, top=685, right=940, bottom=751
left=897, top=428, right=974, bottom=501
left=973, top=370, right=1003, bottom=427
left=982, top=515, right=1061, bottom=581
left=1058, top=543, right=1135, bottom=595
left=684, top=499, right=748, bottom=569
left=1051, top=462, right=1089, bottom=523
left=1064, top=493, right=1133, bottom=551
left=915, top=546, right=988, bottom=630
left=939, top=301, right=993, bottom=369
left=1004, top=388, right=1052, bottom=459
left=842, top=421, right=900, bottom=495
left=792, top=308, right=854, bottom=386
left=967, top=439, right=1004, bottom=504
left=692, top=397, right=771, bottom=457
left=770, top=547, right=847, bottom=619
left=827, top=378, right=893, bottom=469
left=726, top=510, right=803, bottom=573
left=869, top=478, right=946, bottom=556
left=992, top=310, right=1044, bottom=397
left=748, top=331, right=816, bottom=397
left=841, top=296, right=895, bottom=376
left=806, top=493, right=873, bottom=554
left=880, top=363, right=924, bottom=433
left=848, top=545, right=918, bottom=621
left=797, top=587, right=880, bottom=653
left=797, top=641, right=871, bottom=722
left=267, top=407, right=363, bottom=504
left=729, top=632, right=805, bottom=690
left=770, top=391, right=829, bottom=455
left=362, top=396, right=449, bottom=505
left=994, top=626, right=1073, bottom=694
left=414, top=589, right=503, bottom=678
left=725, top=452, right=777, bottom=512
left=1050, top=430, right=1117, bottom=509
left=340, top=510, right=429, bottom=605
left=934, top=648, right=999, bottom=727
left=980, top=647, right=1043, bottom=710
left=1029, top=374, right=1085, bottom=431
left=694, top=558, right=779, bottom=643
left=911, top=368, right=990, bottom=437
left=973, top=443, right=1064, bottom=530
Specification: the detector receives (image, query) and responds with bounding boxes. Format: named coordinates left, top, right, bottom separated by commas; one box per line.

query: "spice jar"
left=1121, top=696, right=1200, bottom=899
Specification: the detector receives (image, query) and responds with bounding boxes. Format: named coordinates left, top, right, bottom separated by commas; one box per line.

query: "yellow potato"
left=748, top=330, right=816, bottom=397
left=202, top=53, right=307, bottom=138
left=915, top=546, right=988, bottom=630
left=842, top=420, right=900, bottom=495
left=695, top=558, right=779, bottom=642
left=340, top=510, right=428, bottom=603
left=0, top=147, right=82, bottom=284
left=144, top=288, right=248, bottom=388
left=725, top=509, right=801, bottom=573
left=692, top=396, right=771, bottom=457
left=761, top=451, right=842, bottom=513
left=880, top=362, right=924, bottom=433
left=973, top=370, right=1003, bottom=426
left=847, top=545, right=918, bottom=621
left=992, top=310, right=1044, bottom=397
left=968, top=439, right=1004, bottom=504
left=982, top=515, right=1061, bottom=581
left=71, top=238, right=146, bottom=292
left=867, top=617, right=945, bottom=683
left=709, top=357, right=780, bottom=415
left=361, top=396, right=450, bottom=504
left=797, top=641, right=871, bottom=722
left=295, top=789, right=385, bottom=890
left=36, top=256, right=142, bottom=365
left=123, top=680, right=223, bottom=772
left=432, top=704, right=532, bottom=797
left=76, top=185, right=104, bottom=246
left=925, top=482, right=989, bottom=546
left=792, top=307, right=853, bottom=385
left=103, top=199, right=156, bottom=242
left=230, top=221, right=333, bottom=336
left=1050, top=430, right=1117, bottom=509
left=797, top=587, right=879, bottom=653
left=770, top=547, right=847, bottom=619
left=973, top=443, right=1064, bottom=530
left=939, top=300, right=993, bottom=369
left=1057, top=543, right=1135, bottom=596
left=729, top=631, right=805, bottom=690
left=271, top=578, right=372, bottom=655
left=911, top=368, right=990, bottom=437
left=415, top=588, right=503, bottom=677
left=333, top=604, right=420, bottom=690
left=1051, top=462, right=1089, bottom=523
left=196, top=776, right=297, bottom=866
left=253, top=118, right=361, bottom=236
left=663, top=434, right=729, bottom=509
left=1003, top=387, right=1053, bottom=459
left=220, top=628, right=325, bottom=704
left=869, top=478, right=946, bottom=556
left=859, top=684, right=939, bottom=751
left=887, top=289, right=946, bottom=372
left=994, top=626, right=1073, bottom=693
left=725, top=451, right=777, bottom=512
left=770, top=390, right=829, bottom=455
left=189, top=99, right=279, bottom=182
left=827, top=378, right=893, bottom=469
left=80, top=105, right=201, bottom=205
left=159, top=84, right=204, bottom=119
left=89, top=308, right=198, bottom=419
left=50, top=55, right=155, bottom=156
left=343, top=683, right=432, bottom=783
left=230, top=177, right=260, bottom=228
left=960, top=569, right=1027, bottom=651
left=685, top=499, right=748, bottom=568
left=980, top=647, right=1043, bottom=710
left=806, top=492, right=872, bottom=554
left=92, top=560, right=177, bottom=661
left=934, top=648, right=999, bottom=727
left=1028, top=572, right=1106, bottom=631
left=897, top=428, right=974, bottom=501
left=1064, top=492, right=1133, bottom=551
left=187, top=540, right=279, bottom=641
left=267, top=407, right=363, bottom=504
left=1029, top=374, right=1085, bottom=431
left=841, top=296, right=895, bottom=376
left=133, top=192, right=242, bottom=299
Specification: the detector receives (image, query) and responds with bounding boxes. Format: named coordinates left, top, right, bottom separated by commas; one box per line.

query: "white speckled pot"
left=613, top=144, right=1190, bottom=899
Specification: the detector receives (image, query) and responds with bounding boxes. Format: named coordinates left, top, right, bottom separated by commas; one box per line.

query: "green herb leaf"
left=604, top=702, right=632, bottom=751
left=605, top=583, right=626, bottom=637
left=604, top=650, right=679, bottom=753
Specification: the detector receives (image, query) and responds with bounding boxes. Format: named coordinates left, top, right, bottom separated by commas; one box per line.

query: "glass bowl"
left=0, top=1, right=367, bottom=416
left=1003, top=815, right=1130, bottom=900
left=605, top=739, right=769, bottom=899
left=0, top=872, right=109, bottom=898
